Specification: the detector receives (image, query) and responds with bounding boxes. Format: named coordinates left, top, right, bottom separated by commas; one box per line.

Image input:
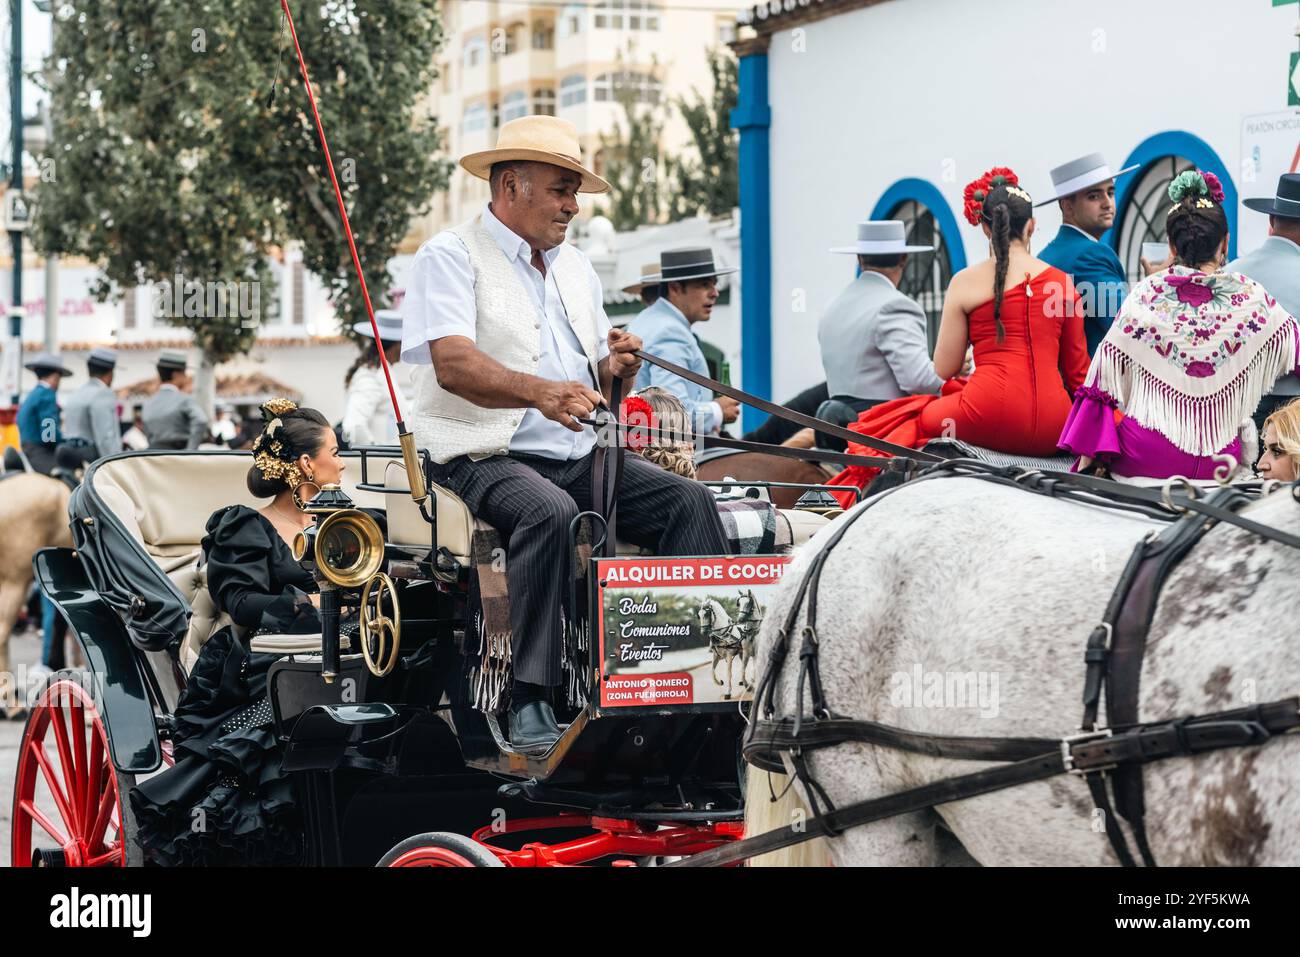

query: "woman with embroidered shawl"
left=129, top=400, right=345, bottom=865
left=1059, top=170, right=1300, bottom=480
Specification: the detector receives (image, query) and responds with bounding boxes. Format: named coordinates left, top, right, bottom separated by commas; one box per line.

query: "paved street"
left=1, top=626, right=51, bottom=867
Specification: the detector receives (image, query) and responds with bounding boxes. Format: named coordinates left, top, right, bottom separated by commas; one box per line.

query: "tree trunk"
left=193, top=349, right=217, bottom=422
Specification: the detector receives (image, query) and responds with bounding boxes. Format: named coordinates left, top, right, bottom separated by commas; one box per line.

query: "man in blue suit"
left=1228, top=173, right=1300, bottom=424
left=16, top=352, right=72, bottom=474
left=1037, top=153, right=1138, bottom=356
left=628, top=248, right=740, bottom=435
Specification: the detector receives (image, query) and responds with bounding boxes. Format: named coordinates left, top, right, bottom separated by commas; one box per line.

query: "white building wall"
left=764, top=0, right=1300, bottom=401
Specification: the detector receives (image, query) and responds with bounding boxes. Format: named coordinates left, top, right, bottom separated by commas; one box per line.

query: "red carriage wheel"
left=377, top=832, right=504, bottom=867
left=11, top=673, right=142, bottom=868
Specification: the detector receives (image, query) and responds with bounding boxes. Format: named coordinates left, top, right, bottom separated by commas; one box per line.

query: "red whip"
left=278, top=0, right=426, bottom=501
left=282, top=0, right=403, bottom=418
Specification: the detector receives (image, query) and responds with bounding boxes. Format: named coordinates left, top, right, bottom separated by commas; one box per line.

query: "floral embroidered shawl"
left=1085, top=266, right=1299, bottom=456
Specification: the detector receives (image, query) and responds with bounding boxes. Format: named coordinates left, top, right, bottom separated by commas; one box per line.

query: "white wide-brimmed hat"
left=1035, top=152, right=1139, bottom=207
left=460, top=115, right=610, bottom=194
left=830, top=221, right=933, bottom=255
left=353, top=310, right=403, bottom=343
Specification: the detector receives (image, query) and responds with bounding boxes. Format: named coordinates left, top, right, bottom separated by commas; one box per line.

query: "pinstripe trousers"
left=432, top=450, right=728, bottom=687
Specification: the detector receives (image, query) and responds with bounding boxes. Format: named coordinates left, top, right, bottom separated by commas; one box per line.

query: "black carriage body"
left=31, top=450, right=517, bottom=864
left=31, top=449, right=773, bottom=862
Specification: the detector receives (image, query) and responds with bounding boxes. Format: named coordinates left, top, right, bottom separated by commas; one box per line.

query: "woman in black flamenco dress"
left=130, top=402, right=345, bottom=865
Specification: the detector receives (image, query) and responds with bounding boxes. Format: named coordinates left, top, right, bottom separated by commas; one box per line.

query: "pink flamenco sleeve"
left=1057, top=385, right=1121, bottom=461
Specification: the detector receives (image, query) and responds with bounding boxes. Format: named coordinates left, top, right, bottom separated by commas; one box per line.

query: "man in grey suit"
left=1227, top=173, right=1300, bottom=425
left=816, top=221, right=945, bottom=447
left=62, top=347, right=123, bottom=461
left=142, top=350, right=209, bottom=449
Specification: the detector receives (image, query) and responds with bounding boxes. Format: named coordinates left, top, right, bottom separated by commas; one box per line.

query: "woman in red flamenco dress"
left=829, top=168, right=1090, bottom=506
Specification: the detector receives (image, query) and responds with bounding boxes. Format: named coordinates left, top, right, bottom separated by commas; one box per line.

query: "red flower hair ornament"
left=962, top=166, right=1022, bottom=226
left=619, top=396, right=656, bottom=451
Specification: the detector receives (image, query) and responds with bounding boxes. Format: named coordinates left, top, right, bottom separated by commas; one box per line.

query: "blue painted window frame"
left=1108, top=130, right=1238, bottom=261
left=869, top=178, right=968, bottom=273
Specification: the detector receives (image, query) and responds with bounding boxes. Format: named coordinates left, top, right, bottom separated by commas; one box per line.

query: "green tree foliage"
left=671, top=47, right=738, bottom=219
left=32, top=0, right=451, bottom=374
left=596, top=56, right=675, bottom=231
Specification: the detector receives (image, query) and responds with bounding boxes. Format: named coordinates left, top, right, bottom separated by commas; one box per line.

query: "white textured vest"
left=412, top=216, right=603, bottom=464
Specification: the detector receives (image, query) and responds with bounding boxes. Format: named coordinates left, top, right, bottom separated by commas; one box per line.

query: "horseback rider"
left=399, top=115, right=728, bottom=754
left=62, top=347, right=123, bottom=461
left=627, top=248, right=741, bottom=436
left=16, top=352, right=73, bottom=475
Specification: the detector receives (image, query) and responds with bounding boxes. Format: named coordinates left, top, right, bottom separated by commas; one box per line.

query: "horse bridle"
left=669, top=461, right=1300, bottom=868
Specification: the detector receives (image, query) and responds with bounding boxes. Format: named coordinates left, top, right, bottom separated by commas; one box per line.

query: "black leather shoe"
left=509, top=701, right=561, bottom=754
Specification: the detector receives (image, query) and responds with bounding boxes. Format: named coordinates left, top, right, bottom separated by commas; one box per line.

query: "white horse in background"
left=745, top=476, right=1300, bottom=866
left=697, top=597, right=746, bottom=700
left=733, top=588, right=763, bottom=692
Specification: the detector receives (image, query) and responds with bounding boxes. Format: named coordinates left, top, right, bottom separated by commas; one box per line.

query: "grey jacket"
left=63, top=377, right=122, bottom=459
left=142, top=384, right=208, bottom=449
left=1227, top=236, right=1300, bottom=394
left=817, top=270, right=944, bottom=401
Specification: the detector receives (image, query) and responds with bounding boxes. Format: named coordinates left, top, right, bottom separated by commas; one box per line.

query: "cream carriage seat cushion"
left=385, top=460, right=469, bottom=560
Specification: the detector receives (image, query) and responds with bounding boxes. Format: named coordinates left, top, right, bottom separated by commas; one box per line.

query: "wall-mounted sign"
left=3, top=191, right=32, bottom=232
left=1240, top=109, right=1300, bottom=251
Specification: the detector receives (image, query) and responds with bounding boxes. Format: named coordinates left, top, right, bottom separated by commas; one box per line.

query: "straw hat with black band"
left=460, top=115, right=610, bottom=194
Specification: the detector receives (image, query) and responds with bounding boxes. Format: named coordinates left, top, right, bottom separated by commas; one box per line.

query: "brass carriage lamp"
left=291, top=484, right=386, bottom=684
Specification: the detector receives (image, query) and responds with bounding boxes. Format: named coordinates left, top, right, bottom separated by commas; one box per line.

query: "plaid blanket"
left=714, top=496, right=790, bottom=555
left=469, top=496, right=788, bottom=714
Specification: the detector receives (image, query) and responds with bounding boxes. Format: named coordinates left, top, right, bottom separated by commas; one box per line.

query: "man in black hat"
left=16, top=352, right=73, bottom=474
left=627, top=247, right=741, bottom=434
left=1228, top=173, right=1300, bottom=424
left=142, top=350, right=209, bottom=449
left=63, top=347, right=123, bottom=460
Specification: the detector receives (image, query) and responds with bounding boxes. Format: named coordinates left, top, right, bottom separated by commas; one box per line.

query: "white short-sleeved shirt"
left=401, top=204, right=611, bottom=460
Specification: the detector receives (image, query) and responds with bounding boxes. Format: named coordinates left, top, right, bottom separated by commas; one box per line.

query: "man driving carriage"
left=399, top=115, right=728, bottom=754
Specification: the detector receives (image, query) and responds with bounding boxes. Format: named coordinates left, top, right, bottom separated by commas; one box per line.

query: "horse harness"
left=671, top=461, right=1300, bottom=868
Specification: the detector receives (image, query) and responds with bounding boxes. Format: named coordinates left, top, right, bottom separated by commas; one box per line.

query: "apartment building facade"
left=414, top=0, right=748, bottom=240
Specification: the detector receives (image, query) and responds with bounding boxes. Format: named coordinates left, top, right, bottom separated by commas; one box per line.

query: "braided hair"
left=246, top=399, right=332, bottom=498
left=1165, top=170, right=1228, bottom=269
left=985, top=186, right=1034, bottom=342
left=964, top=167, right=1033, bottom=342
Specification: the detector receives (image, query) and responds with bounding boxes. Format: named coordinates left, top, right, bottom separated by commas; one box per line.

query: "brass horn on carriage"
left=293, top=508, right=385, bottom=588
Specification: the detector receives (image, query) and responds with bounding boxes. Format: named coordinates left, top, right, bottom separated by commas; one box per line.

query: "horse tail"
left=743, top=768, right=833, bottom=867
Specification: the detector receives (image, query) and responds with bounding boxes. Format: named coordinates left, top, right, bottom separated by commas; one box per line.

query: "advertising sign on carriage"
left=594, top=555, right=791, bottom=711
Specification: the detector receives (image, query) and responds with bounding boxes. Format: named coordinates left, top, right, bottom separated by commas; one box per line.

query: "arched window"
left=560, top=74, right=587, bottom=107
left=887, top=201, right=955, bottom=355
left=501, top=90, right=529, bottom=123
left=533, top=88, right=557, bottom=116
left=558, top=4, right=584, bottom=38
left=870, top=179, right=968, bottom=356
left=593, top=71, right=661, bottom=104
left=532, top=21, right=555, bottom=50
left=1111, top=132, right=1238, bottom=278
left=1115, top=157, right=1193, bottom=280
left=462, top=102, right=487, bottom=133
